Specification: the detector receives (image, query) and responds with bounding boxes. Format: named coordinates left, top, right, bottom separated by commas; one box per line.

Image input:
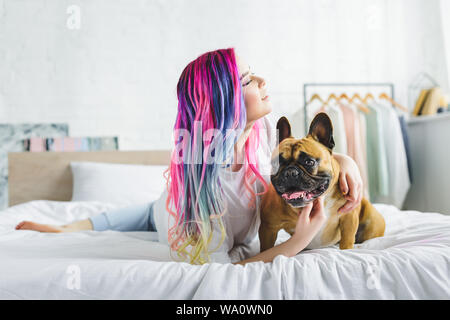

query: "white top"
left=152, top=113, right=278, bottom=263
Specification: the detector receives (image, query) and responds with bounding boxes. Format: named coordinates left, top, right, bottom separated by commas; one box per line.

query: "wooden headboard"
left=8, top=150, right=172, bottom=207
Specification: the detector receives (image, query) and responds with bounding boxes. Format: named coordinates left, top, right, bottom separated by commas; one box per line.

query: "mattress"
left=0, top=200, right=449, bottom=299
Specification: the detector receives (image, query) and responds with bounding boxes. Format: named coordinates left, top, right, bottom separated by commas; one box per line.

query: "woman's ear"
left=308, top=112, right=335, bottom=150
left=276, top=116, right=292, bottom=144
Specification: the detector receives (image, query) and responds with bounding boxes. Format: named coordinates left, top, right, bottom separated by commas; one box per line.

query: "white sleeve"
left=228, top=235, right=260, bottom=263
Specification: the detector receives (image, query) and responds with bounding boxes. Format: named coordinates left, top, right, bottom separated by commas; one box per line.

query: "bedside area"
left=403, top=113, right=450, bottom=214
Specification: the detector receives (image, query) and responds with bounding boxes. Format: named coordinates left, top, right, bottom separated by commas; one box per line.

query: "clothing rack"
left=302, top=83, right=395, bottom=135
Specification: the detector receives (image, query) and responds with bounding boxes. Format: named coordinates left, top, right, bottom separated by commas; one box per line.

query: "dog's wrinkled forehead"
left=276, top=136, right=333, bottom=169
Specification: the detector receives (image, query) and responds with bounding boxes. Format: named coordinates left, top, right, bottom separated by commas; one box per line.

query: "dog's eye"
left=304, top=159, right=316, bottom=167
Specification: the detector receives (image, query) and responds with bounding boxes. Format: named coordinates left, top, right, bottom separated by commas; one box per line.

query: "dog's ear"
left=308, top=112, right=335, bottom=151
left=276, top=116, right=292, bottom=144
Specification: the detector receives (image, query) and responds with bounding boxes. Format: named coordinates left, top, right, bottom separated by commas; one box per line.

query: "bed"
left=0, top=151, right=449, bottom=299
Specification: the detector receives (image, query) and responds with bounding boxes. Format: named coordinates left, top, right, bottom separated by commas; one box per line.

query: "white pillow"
left=70, top=161, right=168, bottom=205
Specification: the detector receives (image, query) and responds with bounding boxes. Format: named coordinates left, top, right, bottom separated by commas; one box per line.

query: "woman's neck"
left=230, top=121, right=255, bottom=172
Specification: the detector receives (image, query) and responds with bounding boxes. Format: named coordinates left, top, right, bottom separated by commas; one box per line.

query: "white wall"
left=0, top=0, right=448, bottom=150
left=440, top=0, right=450, bottom=91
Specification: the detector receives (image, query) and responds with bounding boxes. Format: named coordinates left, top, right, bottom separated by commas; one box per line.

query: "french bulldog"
left=259, top=112, right=385, bottom=251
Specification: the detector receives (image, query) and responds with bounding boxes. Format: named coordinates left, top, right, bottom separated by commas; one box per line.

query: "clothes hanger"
left=351, top=93, right=363, bottom=101
left=338, top=93, right=369, bottom=113
left=306, top=93, right=326, bottom=106
left=363, top=93, right=375, bottom=104
left=306, top=93, right=329, bottom=116
left=319, top=93, right=339, bottom=110
left=349, top=93, right=370, bottom=114
left=326, top=93, right=339, bottom=103
left=378, top=92, right=408, bottom=112
left=339, top=93, right=350, bottom=102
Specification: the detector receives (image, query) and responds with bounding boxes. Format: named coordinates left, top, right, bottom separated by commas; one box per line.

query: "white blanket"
left=0, top=200, right=449, bottom=299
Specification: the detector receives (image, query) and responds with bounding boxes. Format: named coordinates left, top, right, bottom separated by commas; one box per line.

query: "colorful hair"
left=164, top=48, right=269, bottom=264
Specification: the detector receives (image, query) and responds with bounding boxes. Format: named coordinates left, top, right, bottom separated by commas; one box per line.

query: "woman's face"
left=236, top=54, right=272, bottom=125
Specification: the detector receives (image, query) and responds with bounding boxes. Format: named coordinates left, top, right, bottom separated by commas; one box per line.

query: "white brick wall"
left=0, top=0, right=448, bottom=150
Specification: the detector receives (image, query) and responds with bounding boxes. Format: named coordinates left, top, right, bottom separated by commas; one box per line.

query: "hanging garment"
left=338, top=103, right=357, bottom=157
left=338, top=102, right=369, bottom=198
left=290, top=101, right=347, bottom=155
left=371, top=101, right=411, bottom=208
left=365, top=102, right=390, bottom=201
left=398, top=115, right=413, bottom=183
left=358, top=109, right=370, bottom=198
left=324, top=101, right=348, bottom=155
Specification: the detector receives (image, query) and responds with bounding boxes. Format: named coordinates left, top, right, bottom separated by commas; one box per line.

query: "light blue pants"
left=89, top=201, right=157, bottom=232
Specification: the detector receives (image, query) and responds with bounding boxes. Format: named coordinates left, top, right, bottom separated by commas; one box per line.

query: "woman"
left=16, top=48, right=363, bottom=265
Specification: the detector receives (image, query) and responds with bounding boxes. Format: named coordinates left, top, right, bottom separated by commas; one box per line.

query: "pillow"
left=70, top=162, right=168, bottom=205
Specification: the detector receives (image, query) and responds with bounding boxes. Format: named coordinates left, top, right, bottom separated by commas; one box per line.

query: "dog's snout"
left=283, top=166, right=300, bottom=179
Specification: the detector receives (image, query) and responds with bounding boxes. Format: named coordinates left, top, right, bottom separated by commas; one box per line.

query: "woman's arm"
left=333, top=152, right=363, bottom=213
left=234, top=198, right=326, bottom=266
left=233, top=234, right=307, bottom=265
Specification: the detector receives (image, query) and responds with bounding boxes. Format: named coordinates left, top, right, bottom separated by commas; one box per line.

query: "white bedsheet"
left=0, top=200, right=449, bottom=299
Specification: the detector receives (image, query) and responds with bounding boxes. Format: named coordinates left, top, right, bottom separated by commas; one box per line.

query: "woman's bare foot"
left=15, top=221, right=65, bottom=233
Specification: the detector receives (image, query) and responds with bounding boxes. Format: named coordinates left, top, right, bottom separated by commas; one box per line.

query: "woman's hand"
left=289, top=197, right=326, bottom=253
left=235, top=198, right=326, bottom=265
left=333, top=153, right=363, bottom=213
